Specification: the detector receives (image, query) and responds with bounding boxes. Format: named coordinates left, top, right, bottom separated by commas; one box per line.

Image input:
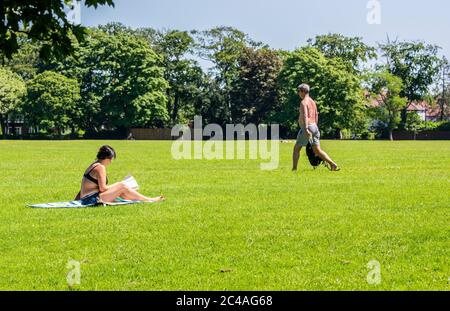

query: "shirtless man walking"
left=292, top=84, right=340, bottom=171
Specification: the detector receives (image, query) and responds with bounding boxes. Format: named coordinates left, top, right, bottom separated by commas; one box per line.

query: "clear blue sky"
left=81, top=0, right=450, bottom=60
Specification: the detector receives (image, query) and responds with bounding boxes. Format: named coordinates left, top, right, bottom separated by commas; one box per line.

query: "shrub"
left=436, top=121, right=450, bottom=131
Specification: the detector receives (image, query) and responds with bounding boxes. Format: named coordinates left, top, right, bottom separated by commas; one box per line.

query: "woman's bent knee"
left=117, top=182, right=127, bottom=190
left=122, top=184, right=132, bottom=192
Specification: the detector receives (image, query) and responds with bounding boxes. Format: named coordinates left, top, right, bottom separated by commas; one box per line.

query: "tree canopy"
left=278, top=47, right=366, bottom=137
left=0, top=0, right=114, bottom=59
left=22, top=71, right=81, bottom=135
left=1, top=21, right=448, bottom=140
left=53, top=27, right=169, bottom=133
left=0, top=66, right=26, bottom=137
left=308, top=33, right=377, bottom=73
left=366, top=70, right=407, bottom=141
left=380, top=41, right=442, bottom=102
left=230, top=47, right=283, bottom=125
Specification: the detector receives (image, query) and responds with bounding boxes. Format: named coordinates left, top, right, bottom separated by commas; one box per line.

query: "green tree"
left=154, top=30, right=204, bottom=124
left=278, top=47, right=366, bottom=138
left=193, top=75, right=229, bottom=125
left=441, top=85, right=450, bottom=121
left=0, top=67, right=26, bottom=138
left=135, top=27, right=161, bottom=51
left=366, top=70, right=407, bottom=141
left=1, top=37, right=41, bottom=81
left=0, top=0, right=114, bottom=59
left=192, top=26, right=263, bottom=124
left=405, top=112, right=424, bottom=140
left=230, top=47, right=283, bottom=124
left=380, top=40, right=443, bottom=126
left=53, top=27, right=169, bottom=132
left=436, top=58, right=450, bottom=121
left=22, top=71, right=80, bottom=135
left=308, top=33, right=376, bottom=73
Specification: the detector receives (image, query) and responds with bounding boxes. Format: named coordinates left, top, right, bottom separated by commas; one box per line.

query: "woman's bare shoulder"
left=93, top=163, right=106, bottom=173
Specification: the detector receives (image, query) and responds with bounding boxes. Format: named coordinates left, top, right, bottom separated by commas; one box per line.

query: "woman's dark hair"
left=96, top=145, right=117, bottom=161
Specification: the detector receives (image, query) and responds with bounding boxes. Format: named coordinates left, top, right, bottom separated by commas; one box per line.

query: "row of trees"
left=1, top=23, right=449, bottom=139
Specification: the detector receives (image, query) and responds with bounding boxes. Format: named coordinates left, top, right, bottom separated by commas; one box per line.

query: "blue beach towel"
left=28, top=197, right=144, bottom=209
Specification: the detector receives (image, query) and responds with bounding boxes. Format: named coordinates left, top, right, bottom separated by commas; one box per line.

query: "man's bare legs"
left=292, top=144, right=302, bottom=171
left=100, top=182, right=165, bottom=203
left=312, top=145, right=339, bottom=171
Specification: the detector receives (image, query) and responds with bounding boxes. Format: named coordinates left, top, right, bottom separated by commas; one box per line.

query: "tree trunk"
left=5, top=114, right=9, bottom=137
left=400, top=107, right=408, bottom=129
left=335, top=128, right=343, bottom=140
left=10, top=114, right=16, bottom=136
left=389, top=129, right=394, bottom=141
left=0, top=114, right=5, bottom=139
left=172, top=95, right=179, bottom=124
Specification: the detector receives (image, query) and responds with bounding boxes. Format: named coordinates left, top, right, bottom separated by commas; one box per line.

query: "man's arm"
left=300, top=101, right=313, bottom=139
left=298, top=101, right=302, bottom=126
left=300, top=101, right=309, bottom=128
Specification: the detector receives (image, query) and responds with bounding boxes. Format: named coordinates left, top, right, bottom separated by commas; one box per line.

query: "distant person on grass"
left=77, top=145, right=165, bottom=205
left=293, top=84, right=340, bottom=172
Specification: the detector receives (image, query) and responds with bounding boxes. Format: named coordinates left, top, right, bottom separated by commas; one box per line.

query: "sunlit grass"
left=0, top=140, right=448, bottom=290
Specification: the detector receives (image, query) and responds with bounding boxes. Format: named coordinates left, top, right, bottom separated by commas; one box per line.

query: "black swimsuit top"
left=83, top=163, right=109, bottom=185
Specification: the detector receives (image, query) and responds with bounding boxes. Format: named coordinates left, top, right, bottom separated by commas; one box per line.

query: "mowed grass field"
left=0, top=140, right=448, bottom=291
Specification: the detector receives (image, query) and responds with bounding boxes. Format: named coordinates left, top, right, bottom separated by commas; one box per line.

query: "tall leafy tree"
left=366, top=70, right=407, bottom=141
left=230, top=47, right=283, bottom=124
left=436, top=58, right=450, bottom=121
left=134, top=27, right=161, bottom=52
left=440, top=85, right=450, bottom=121
left=278, top=47, right=366, bottom=138
left=380, top=40, right=443, bottom=126
left=1, top=37, right=41, bottom=81
left=308, top=33, right=376, bottom=73
left=193, top=74, right=229, bottom=125
left=405, top=112, right=424, bottom=140
left=0, top=0, right=114, bottom=59
left=0, top=67, right=26, bottom=137
left=53, top=27, right=169, bottom=133
left=192, top=26, right=263, bottom=124
left=153, top=30, right=204, bottom=124
left=380, top=41, right=442, bottom=101
left=22, top=71, right=81, bottom=135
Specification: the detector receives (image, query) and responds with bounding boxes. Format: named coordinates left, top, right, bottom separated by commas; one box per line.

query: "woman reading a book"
left=77, top=145, right=165, bottom=205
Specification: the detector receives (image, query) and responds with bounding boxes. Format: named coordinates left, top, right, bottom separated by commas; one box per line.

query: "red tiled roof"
left=407, top=101, right=427, bottom=112
left=365, top=93, right=446, bottom=118
left=407, top=101, right=445, bottom=118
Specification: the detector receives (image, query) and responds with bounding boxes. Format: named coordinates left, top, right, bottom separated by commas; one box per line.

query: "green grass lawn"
left=0, top=140, right=448, bottom=291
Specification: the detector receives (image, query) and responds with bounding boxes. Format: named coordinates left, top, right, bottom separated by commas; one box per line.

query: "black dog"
left=306, top=143, right=325, bottom=169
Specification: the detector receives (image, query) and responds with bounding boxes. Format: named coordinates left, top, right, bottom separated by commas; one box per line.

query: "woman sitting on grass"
left=78, top=145, right=165, bottom=205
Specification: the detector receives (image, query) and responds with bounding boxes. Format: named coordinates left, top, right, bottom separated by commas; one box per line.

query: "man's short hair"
left=297, top=83, right=310, bottom=94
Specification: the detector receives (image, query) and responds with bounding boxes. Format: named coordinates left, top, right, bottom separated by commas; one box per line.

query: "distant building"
left=3, top=115, right=39, bottom=136
left=365, top=92, right=450, bottom=122
left=406, top=101, right=449, bottom=122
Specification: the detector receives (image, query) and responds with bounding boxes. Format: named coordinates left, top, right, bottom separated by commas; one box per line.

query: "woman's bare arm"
left=94, top=165, right=109, bottom=193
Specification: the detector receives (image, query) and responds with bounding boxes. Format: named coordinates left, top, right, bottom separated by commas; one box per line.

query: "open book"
left=123, top=175, right=139, bottom=190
